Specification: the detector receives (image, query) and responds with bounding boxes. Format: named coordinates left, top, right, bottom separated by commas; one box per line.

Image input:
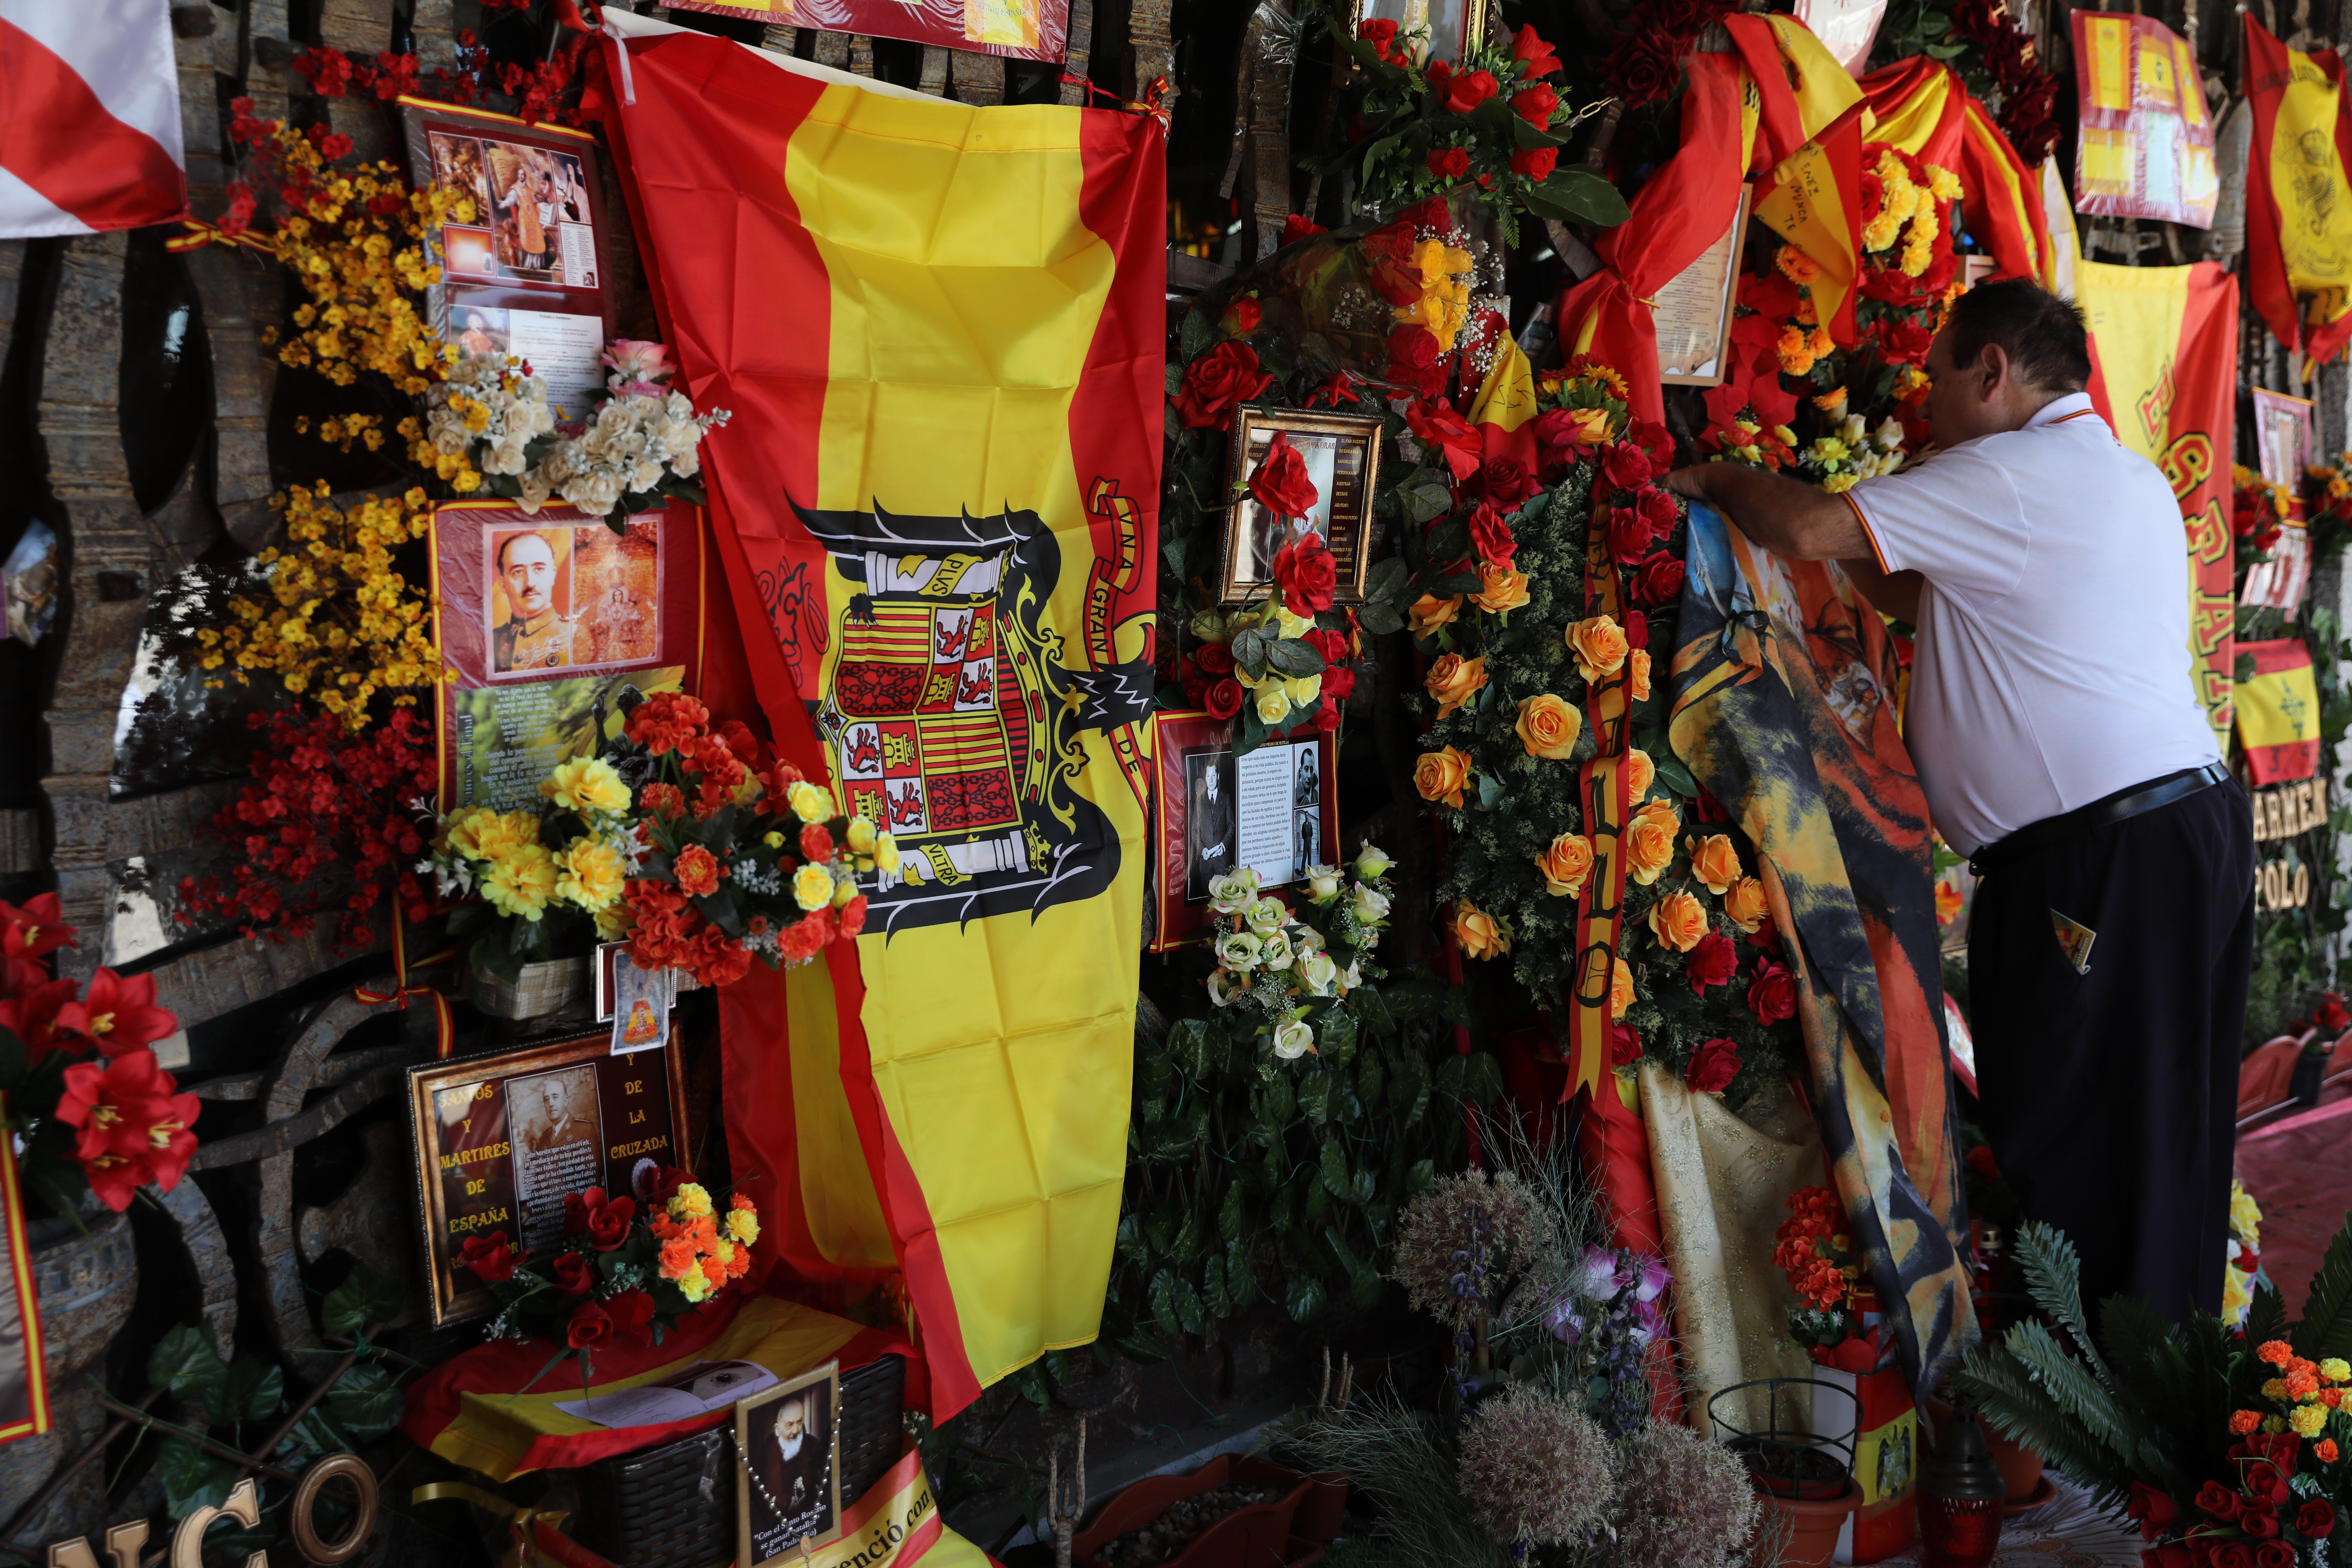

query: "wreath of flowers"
left=1200, top=849, right=1396, bottom=1058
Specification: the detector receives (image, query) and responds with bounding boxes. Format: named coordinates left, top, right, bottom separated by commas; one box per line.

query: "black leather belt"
left=1969, top=762, right=2231, bottom=874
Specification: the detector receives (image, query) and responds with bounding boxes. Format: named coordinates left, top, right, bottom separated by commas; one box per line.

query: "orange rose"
left=1724, top=876, right=1768, bottom=932
left=1472, top=561, right=1531, bottom=615
left=1409, top=593, right=1462, bottom=635
left=1454, top=900, right=1511, bottom=959
left=1688, top=833, right=1741, bottom=895
left=1425, top=652, right=1488, bottom=715
left=1647, top=889, right=1708, bottom=952
left=1935, top=881, right=1963, bottom=924
left=1610, top=956, right=1635, bottom=1017
left=1567, top=614, right=1629, bottom=682
left=1624, top=799, right=1680, bottom=886
left=1629, top=648, right=1652, bottom=702
left=1534, top=832, right=1593, bottom=896
left=1414, top=745, right=1472, bottom=808
left=1516, top=693, right=1582, bottom=759
left=1625, top=748, right=1655, bottom=800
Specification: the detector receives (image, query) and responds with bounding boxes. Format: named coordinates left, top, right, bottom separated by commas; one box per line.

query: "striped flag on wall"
left=0, top=0, right=185, bottom=238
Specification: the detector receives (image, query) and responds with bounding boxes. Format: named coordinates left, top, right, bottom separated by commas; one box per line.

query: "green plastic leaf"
left=1318, top=1010, right=1358, bottom=1066
left=1364, top=556, right=1410, bottom=608
left=1266, top=638, right=1328, bottom=678
left=1528, top=166, right=1633, bottom=227
left=1168, top=1017, right=1212, bottom=1080
left=1358, top=599, right=1405, bottom=636
left=1226, top=1239, right=1259, bottom=1308
left=1218, top=1181, right=1250, bottom=1244
left=148, top=1323, right=229, bottom=1408
left=1297, top=1071, right=1333, bottom=1126
left=1179, top=308, right=1215, bottom=363
left=1402, top=481, right=1454, bottom=525
left=221, top=1356, right=285, bottom=1426
left=322, top=1363, right=403, bottom=1444
left=1148, top=1268, right=1185, bottom=1341
left=1231, top=626, right=1269, bottom=679
left=1202, top=1254, right=1232, bottom=1318
left=1319, top=1139, right=1351, bottom=1200
left=156, top=1437, right=237, bottom=1519
left=1286, top=1275, right=1328, bottom=1324
left=322, top=1264, right=408, bottom=1340
left=1652, top=753, right=1700, bottom=798
left=1116, top=1211, right=1152, bottom=1266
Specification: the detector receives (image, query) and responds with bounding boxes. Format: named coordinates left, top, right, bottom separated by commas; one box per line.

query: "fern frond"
left=2013, top=1221, right=2114, bottom=1384
left=1952, top=1344, right=2130, bottom=1511
left=2004, top=1321, right=2139, bottom=1460
left=2246, top=1282, right=2289, bottom=1356
left=2294, top=1210, right=2352, bottom=1362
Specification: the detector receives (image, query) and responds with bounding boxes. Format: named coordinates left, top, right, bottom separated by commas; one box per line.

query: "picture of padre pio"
left=736, top=1365, right=844, bottom=1564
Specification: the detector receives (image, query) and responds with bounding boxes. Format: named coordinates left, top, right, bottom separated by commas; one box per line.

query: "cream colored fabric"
left=1639, top=1064, right=1822, bottom=1439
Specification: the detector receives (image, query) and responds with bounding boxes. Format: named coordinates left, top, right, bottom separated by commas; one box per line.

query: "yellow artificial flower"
left=846, top=816, right=878, bottom=855
left=482, top=845, right=557, bottom=920
left=792, top=863, right=835, bottom=912
left=786, top=780, right=831, bottom=824
left=555, top=839, right=626, bottom=913
left=542, top=756, right=631, bottom=816
left=2292, top=1404, right=2329, bottom=1438
left=726, top=1207, right=761, bottom=1245
left=442, top=805, right=499, bottom=861
left=1254, top=684, right=1291, bottom=724
left=670, top=1182, right=714, bottom=1218
left=875, top=832, right=901, bottom=875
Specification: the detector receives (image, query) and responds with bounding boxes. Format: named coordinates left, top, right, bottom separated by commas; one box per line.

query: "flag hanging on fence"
left=587, top=11, right=1161, bottom=1422
left=2242, top=15, right=2352, bottom=364
left=0, top=0, right=184, bottom=237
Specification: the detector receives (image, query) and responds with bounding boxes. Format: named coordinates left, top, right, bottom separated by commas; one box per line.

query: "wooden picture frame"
left=1149, top=710, right=1341, bottom=952
left=736, top=1361, right=846, bottom=1564
left=1656, top=187, right=1751, bottom=388
left=405, top=1029, right=689, bottom=1326
left=1219, top=408, right=1385, bottom=607
left=1352, top=0, right=1484, bottom=64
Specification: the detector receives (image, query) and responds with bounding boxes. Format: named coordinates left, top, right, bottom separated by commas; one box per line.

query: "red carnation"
left=1427, top=147, right=1471, bottom=180
left=1633, top=554, right=1686, bottom=606
left=1271, top=532, right=1338, bottom=616
left=457, top=1230, right=523, bottom=1284
left=1686, top=1037, right=1740, bottom=1093
left=1747, top=960, right=1797, bottom=1025
left=1510, top=146, right=1558, bottom=181
left=1685, top=932, right=1737, bottom=993
left=552, top=1251, right=596, bottom=1296
left=1171, top=341, right=1274, bottom=432
left=674, top=844, right=720, bottom=899
left=626, top=692, right=710, bottom=757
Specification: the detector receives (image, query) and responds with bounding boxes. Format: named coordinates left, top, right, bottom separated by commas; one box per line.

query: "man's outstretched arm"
left=1665, top=463, right=1871, bottom=561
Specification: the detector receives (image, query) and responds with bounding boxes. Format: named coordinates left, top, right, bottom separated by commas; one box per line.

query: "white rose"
left=1258, top=929, right=1294, bottom=971
left=1294, top=925, right=1323, bottom=952
left=518, top=476, right=552, bottom=514
left=1244, top=896, right=1287, bottom=935
left=1874, top=416, right=1905, bottom=451
left=1206, top=969, right=1245, bottom=1007
left=1353, top=844, right=1395, bottom=880
left=1296, top=949, right=1338, bottom=996
left=1840, top=413, right=1868, bottom=446
left=1349, top=884, right=1391, bottom=925
left=1337, top=959, right=1361, bottom=994
left=1208, top=869, right=1260, bottom=914
left=1270, top=1019, right=1315, bottom=1060
left=1302, top=864, right=1343, bottom=905
left=630, top=460, right=666, bottom=493
left=484, top=433, right=530, bottom=476
left=1215, top=930, right=1262, bottom=971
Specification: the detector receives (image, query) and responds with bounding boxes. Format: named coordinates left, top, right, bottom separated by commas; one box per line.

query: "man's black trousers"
left=1968, top=779, right=2254, bottom=1323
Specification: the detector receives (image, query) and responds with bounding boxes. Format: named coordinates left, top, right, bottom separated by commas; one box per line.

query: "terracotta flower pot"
left=1925, top=1395, right=2044, bottom=1503
left=1071, top=1454, right=1345, bottom=1568
left=1755, top=1480, right=1861, bottom=1568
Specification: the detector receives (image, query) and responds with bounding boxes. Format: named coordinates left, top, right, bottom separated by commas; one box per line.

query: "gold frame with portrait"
left=1351, top=0, right=1484, bottom=63
left=1219, top=408, right=1384, bottom=607
left=404, top=1029, right=688, bottom=1326
left=735, top=1361, right=846, bottom=1564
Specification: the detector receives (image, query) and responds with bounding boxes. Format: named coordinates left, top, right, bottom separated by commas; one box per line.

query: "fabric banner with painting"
left=584, top=17, right=1161, bottom=1419
left=663, top=0, right=1068, bottom=63
left=429, top=500, right=706, bottom=809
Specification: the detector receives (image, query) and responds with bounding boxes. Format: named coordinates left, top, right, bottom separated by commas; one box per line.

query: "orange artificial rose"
left=1534, top=832, right=1593, bottom=896
left=1516, top=693, right=1582, bottom=759
left=1724, top=876, right=1768, bottom=931
left=1414, top=745, right=1472, bottom=808
left=1624, top=798, right=1680, bottom=885
left=1409, top=593, right=1462, bottom=635
left=1688, top=833, right=1741, bottom=895
left=1647, top=889, right=1708, bottom=952
left=1472, top=561, right=1531, bottom=615
left=1425, top=652, right=1488, bottom=715
left=1567, top=614, right=1629, bottom=681
left=1625, top=747, right=1655, bottom=800
left=1454, top=900, right=1511, bottom=959
left=1610, top=956, right=1635, bottom=1017
left=1629, top=647, right=1652, bottom=702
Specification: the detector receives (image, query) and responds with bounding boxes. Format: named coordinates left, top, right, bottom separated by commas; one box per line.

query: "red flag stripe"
left=0, top=16, right=184, bottom=232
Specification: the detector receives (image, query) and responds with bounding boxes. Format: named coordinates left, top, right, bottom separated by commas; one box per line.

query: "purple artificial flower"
left=1546, top=1292, right=1586, bottom=1346
left=1629, top=1252, right=1672, bottom=1304
left=1577, top=1245, right=1629, bottom=1302
left=1628, top=1296, right=1668, bottom=1349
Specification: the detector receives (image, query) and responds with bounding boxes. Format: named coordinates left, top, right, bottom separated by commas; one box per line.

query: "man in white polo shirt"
left=1667, top=279, right=2251, bottom=1323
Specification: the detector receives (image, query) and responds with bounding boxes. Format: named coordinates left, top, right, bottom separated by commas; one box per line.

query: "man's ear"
left=1977, top=343, right=2011, bottom=398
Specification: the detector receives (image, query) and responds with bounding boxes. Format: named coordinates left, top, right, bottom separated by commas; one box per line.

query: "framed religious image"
left=1353, top=0, right=1482, bottom=67
left=735, top=1362, right=845, bottom=1563
left=405, top=1031, right=689, bottom=1326
left=1218, top=408, right=1384, bottom=607
left=1656, top=187, right=1750, bottom=387
left=1149, top=710, right=1341, bottom=951
left=2253, top=389, right=2314, bottom=490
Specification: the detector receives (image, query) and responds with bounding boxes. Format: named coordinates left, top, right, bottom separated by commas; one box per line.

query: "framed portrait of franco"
left=404, top=1029, right=688, bottom=1325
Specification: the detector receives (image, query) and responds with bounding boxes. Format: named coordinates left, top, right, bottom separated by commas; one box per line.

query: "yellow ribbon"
left=162, top=217, right=281, bottom=257
left=353, top=919, right=456, bottom=1057
left=409, top=1483, right=611, bottom=1568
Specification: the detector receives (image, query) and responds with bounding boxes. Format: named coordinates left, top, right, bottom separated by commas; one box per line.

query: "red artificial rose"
left=1282, top=214, right=1328, bottom=246
left=2246, top=1463, right=2290, bottom=1505
left=1966, top=1145, right=2002, bottom=1180
left=1222, top=297, right=1262, bottom=336
left=1251, top=430, right=1322, bottom=523
left=1480, top=455, right=1539, bottom=506
left=1404, top=394, right=1481, bottom=478
left=1686, top=1037, right=1740, bottom=1093
left=1441, top=68, right=1499, bottom=114
left=1633, top=554, right=1686, bottom=606
left=1685, top=932, right=1737, bottom=993
left=2243, top=1496, right=2279, bottom=1519
left=1305, top=627, right=1352, bottom=664
left=1172, top=341, right=1275, bottom=431
left=2196, top=1483, right=2241, bottom=1522
left=799, top=822, right=835, bottom=863
left=1469, top=503, right=1517, bottom=566
left=1531, top=406, right=1601, bottom=459
left=2143, top=1546, right=2193, bottom=1568
left=1312, top=696, right=1344, bottom=732
left=604, top=1288, right=657, bottom=1344
left=777, top=912, right=830, bottom=965
left=1510, top=146, right=1559, bottom=181
left=1639, top=485, right=1679, bottom=539
left=1197, top=644, right=1237, bottom=676
left=2320, top=993, right=2350, bottom=1031
left=2255, top=1544, right=2295, bottom=1568
left=564, top=1187, right=636, bottom=1251
left=1427, top=147, right=1471, bottom=180
left=1386, top=326, right=1449, bottom=399
left=458, top=1230, right=523, bottom=1283
left=1511, top=24, right=1562, bottom=77
left=1272, top=532, right=1339, bottom=616
left=1622, top=609, right=1649, bottom=650
left=1605, top=506, right=1654, bottom=566
left=566, top=1300, right=613, bottom=1349
left=1609, top=1021, right=1642, bottom=1066
left=1747, top=960, right=1797, bottom=1025
left=1356, top=16, right=1399, bottom=59
left=838, top=895, right=869, bottom=937
left=1511, top=84, right=1559, bottom=127
left=2300, top=1502, right=2337, bottom=1540
left=1205, top=678, right=1245, bottom=720
left=1605, top=26, right=1684, bottom=108
left=2242, top=1511, right=2281, bottom=1541
left=1321, top=664, right=1358, bottom=701
left=552, top=1251, right=595, bottom=1295
left=2215, top=1544, right=2257, bottom=1568
left=1602, top=441, right=1653, bottom=492
left=673, top=843, right=720, bottom=899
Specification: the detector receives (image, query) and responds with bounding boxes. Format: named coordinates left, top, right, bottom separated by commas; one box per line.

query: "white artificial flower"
left=1208, top=869, right=1260, bottom=914
left=1293, top=924, right=1324, bottom=952
left=1302, top=864, right=1343, bottom=904
left=518, top=476, right=553, bottom=514
left=1349, top=883, right=1391, bottom=925
left=1258, top=929, right=1295, bottom=971
left=1840, top=413, right=1868, bottom=446
left=1296, top=949, right=1339, bottom=996
left=1271, top=1020, right=1316, bottom=1060
left=1244, top=896, right=1287, bottom=935
left=1874, top=416, right=1905, bottom=451
left=1215, top=930, right=1263, bottom=971
left=484, top=433, right=530, bottom=476
left=1206, top=969, right=1244, bottom=1007
left=1337, top=959, right=1361, bottom=994
left=1353, top=844, right=1395, bottom=880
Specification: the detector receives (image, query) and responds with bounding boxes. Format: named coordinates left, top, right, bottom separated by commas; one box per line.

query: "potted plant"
left=1708, top=1377, right=1861, bottom=1568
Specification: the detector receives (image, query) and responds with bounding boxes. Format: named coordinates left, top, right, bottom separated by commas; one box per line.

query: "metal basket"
left=1707, top=1376, right=1859, bottom=1501
left=568, top=1354, right=907, bottom=1568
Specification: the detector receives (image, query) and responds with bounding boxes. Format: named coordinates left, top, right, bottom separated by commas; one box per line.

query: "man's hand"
left=1665, top=463, right=1875, bottom=562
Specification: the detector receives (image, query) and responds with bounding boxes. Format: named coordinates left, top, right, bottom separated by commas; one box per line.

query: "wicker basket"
left=569, top=1354, right=907, bottom=1568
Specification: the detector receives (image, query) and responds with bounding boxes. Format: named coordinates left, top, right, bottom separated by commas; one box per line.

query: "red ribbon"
left=354, top=919, right=456, bottom=1058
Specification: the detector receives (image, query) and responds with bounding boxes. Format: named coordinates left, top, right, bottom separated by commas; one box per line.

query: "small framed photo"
left=1656, top=187, right=1750, bottom=387
left=1149, top=711, right=1340, bottom=952
left=405, top=1030, right=689, bottom=1326
left=736, top=1362, right=845, bottom=1563
left=1220, top=408, right=1384, bottom=607
left=1353, top=0, right=1483, bottom=65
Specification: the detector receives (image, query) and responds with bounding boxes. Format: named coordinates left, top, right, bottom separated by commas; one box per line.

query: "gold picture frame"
left=1656, top=187, right=1751, bottom=388
left=736, top=1361, right=846, bottom=1564
left=404, top=1028, right=689, bottom=1326
left=1352, top=0, right=1484, bottom=62
left=1219, top=407, right=1385, bottom=607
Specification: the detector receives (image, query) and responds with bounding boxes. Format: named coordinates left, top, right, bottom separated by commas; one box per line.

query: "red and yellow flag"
left=2075, top=260, right=2239, bottom=744
left=587, top=13, right=1161, bottom=1420
left=2237, top=638, right=2323, bottom=784
left=2244, top=15, right=2352, bottom=363
left=1753, top=102, right=1865, bottom=347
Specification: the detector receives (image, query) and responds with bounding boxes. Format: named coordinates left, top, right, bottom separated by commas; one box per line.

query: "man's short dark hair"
left=1944, top=279, right=2093, bottom=393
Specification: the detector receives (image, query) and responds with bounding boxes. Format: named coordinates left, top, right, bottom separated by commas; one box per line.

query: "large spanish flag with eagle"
left=586, top=12, right=1161, bottom=1420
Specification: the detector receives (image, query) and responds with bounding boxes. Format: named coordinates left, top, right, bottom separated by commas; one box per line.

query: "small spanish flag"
left=2237, top=638, right=2322, bottom=784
